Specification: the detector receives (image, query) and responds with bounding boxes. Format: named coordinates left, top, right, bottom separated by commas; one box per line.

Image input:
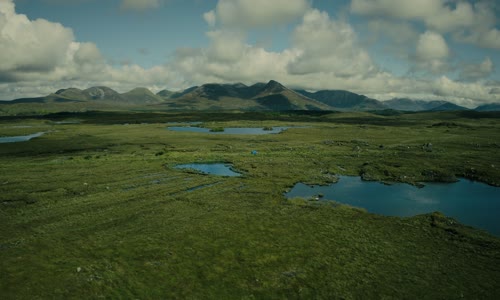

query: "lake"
left=0, top=132, right=45, bottom=143
left=168, top=126, right=290, bottom=134
left=286, top=176, right=500, bottom=236
left=174, top=163, right=241, bottom=177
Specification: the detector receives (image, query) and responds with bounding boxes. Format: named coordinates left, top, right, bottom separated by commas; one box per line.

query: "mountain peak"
left=266, top=80, right=284, bottom=87
left=128, top=87, right=148, bottom=91
left=261, top=80, right=286, bottom=94
left=232, top=82, right=247, bottom=88
left=84, top=86, right=121, bottom=100
left=384, top=98, right=453, bottom=111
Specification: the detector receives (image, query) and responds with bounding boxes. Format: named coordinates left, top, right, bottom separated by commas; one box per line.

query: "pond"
left=174, top=163, right=241, bottom=177
left=0, top=132, right=45, bottom=143
left=168, top=126, right=291, bottom=135
left=286, top=176, right=500, bottom=236
left=166, top=121, right=203, bottom=125
left=53, top=120, right=81, bottom=124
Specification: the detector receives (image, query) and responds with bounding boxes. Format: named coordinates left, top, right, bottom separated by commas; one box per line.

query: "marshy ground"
left=1, top=110, right=499, bottom=298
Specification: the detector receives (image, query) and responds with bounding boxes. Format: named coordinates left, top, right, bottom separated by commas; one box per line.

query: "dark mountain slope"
left=295, top=89, right=387, bottom=111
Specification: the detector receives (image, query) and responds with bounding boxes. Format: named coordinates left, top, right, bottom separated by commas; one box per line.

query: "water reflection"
left=168, top=126, right=290, bottom=135
left=175, top=163, right=241, bottom=177
left=0, top=132, right=45, bottom=143
left=286, top=176, right=500, bottom=236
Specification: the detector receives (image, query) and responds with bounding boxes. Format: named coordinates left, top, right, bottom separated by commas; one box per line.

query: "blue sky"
left=1, top=0, right=500, bottom=107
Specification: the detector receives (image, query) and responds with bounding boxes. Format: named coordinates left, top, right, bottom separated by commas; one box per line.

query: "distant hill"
left=254, top=81, right=331, bottom=110
left=1, top=81, right=498, bottom=114
left=383, top=98, right=469, bottom=111
left=475, top=103, right=500, bottom=111
left=54, top=86, right=123, bottom=102
left=153, top=80, right=332, bottom=111
left=430, top=102, right=469, bottom=111
left=295, top=89, right=387, bottom=111
left=0, top=86, right=164, bottom=115
left=383, top=98, right=451, bottom=111
left=121, top=87, right=163, bottom=104
left=156, top=89, right=175, bottom=98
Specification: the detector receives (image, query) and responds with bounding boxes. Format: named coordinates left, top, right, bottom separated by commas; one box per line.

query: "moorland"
left=1, top=109, right=500, bottom=298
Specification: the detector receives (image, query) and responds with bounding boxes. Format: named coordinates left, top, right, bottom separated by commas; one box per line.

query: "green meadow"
left=1, top=111, right=500, bottom=298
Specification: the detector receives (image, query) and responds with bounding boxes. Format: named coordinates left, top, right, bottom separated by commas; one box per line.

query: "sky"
left=1, top=0, right=499, bottom=107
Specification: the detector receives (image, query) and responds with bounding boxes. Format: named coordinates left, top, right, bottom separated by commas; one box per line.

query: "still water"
left=286, top=176, right=500, bottom=236
left=0, top=132, right=45, bottom=143
left=175, top=163, right=241, bottom=177
left=168, top=126, right=290, bottom=134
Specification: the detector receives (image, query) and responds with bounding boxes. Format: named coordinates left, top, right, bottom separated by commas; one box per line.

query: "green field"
left=1, top=111, right=500, bottom=298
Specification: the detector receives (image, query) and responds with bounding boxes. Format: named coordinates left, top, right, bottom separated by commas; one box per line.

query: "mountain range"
left=1, top=80, right=499, bottom=112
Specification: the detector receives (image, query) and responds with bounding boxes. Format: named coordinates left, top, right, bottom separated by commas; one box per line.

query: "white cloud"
left=459, top=57, right=494, bottom=81
left=0, top=0, right=498, bottom=108
left=351, top=0, right=441, bottom=20
left=430, top=75, right=494, bottom=106
left=205, top=30, right=248, bottom=63
left=475, top=28, right=500, bottom=49
left=414, top=31, right=450, bottom=74
left=173, top=31, right=296, bottom=84
left=366, top=19, right=418, bottom=45
left=120, top=0, right=160, bottom=11
left=0, top=5, right=74, bottom=75
left=416, top=31, right=449, bottom=61
left=351, top=0, right=500, bottom=49
left=175, top=9, right=378, bottom=86
left=205, top=0, right=310, bottom=29
left=455, top=28, right=500, bottom=50
left=0, top=0, right=178, bottom=98
left=371, top=76, right=500, bottom=108
left=288, top=9, right=376, bottom=77
left=159, top=6, right=500, bottom=107
left=425, top=1, right=476, bottom=32
left=203, top=10, right=216, bottom=27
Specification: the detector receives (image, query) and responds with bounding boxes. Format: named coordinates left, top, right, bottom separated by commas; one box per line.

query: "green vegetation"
left=209, top=127, right=225, bottom=132
left=1, top=110, right=500, bottom=298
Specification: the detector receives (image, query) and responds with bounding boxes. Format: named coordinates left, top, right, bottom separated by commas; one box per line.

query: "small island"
left=209, top=127, right=225, bottom=132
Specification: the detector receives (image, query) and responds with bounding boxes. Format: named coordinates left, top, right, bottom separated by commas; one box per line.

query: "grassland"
left=1, top=110, right=500, bottom=299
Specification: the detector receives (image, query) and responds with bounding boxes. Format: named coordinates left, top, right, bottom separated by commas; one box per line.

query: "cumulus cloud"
left=351, top=0, right=441, bottom=20
left=120, top=0, right=160, bottom=11
left=173, top=31, right=296, bottom=84
left=351, top=0, right=500, bottom=49
left=455, top=28, right=500, bottom=49
left=287, top=9, right=376, bottom=77
left=416, top=31, right=449, bottom=61
left=425, top=1, right=478, bottom=32
left=161, top=6, right=500, bottom=107
left=203, top=10, right=216, bottom=27
left=175, top=9, right=377, bottom=85
left=414, top=31, right=450, bottom=74
left=0, top=0, right=177, bottom=99
left=0, top=0, right=498, bottom=108
left=204, top=0, right=310, bottom=28
left=366, top=19, right=418, bottom=45
left=0, top=0, right=105, bottom=81
left=429, top=75, right=497, bottom=106
left=459, top=57, right=494, bottom=81
left=0, top=4, right=74, bottom=75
